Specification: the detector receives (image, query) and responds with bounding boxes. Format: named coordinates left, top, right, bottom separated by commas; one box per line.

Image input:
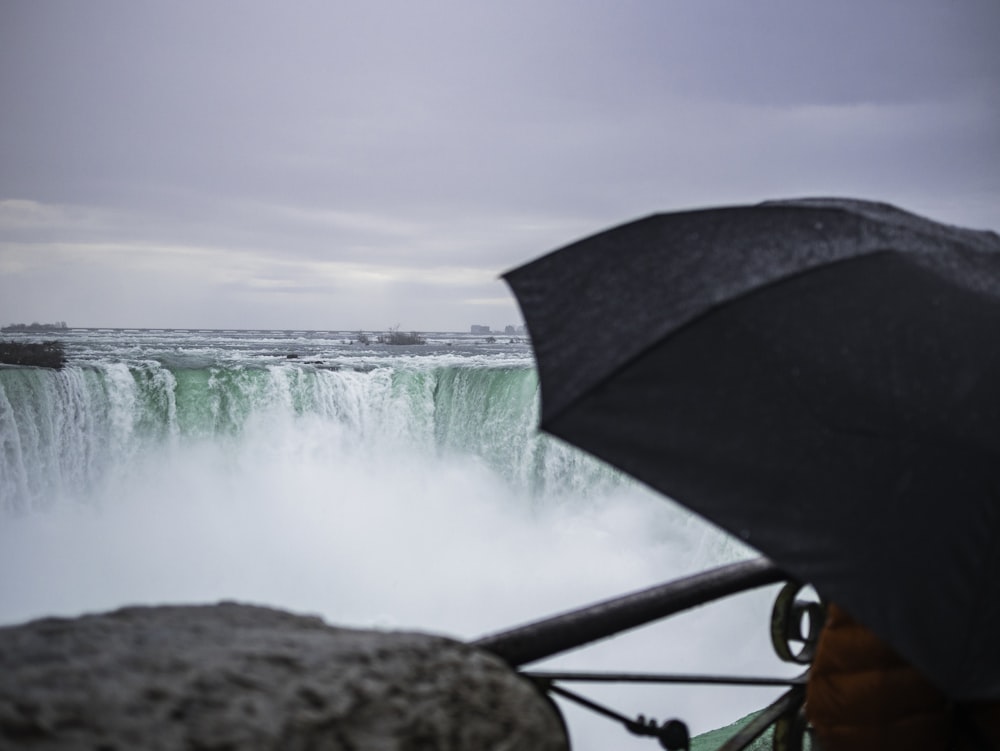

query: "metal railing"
left=473, top=557, right=824, bottom=750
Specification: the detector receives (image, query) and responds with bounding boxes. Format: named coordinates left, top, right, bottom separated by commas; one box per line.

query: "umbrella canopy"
left=503, top=198, right=1000, bottom=700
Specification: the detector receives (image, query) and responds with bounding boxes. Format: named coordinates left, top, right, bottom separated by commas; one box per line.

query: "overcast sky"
left=2, top=1, right=998, bottom=331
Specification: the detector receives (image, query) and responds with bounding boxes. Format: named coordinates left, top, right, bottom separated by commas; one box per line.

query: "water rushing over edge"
left=1, top=357, right=622, bottom=513
left=0, top=330, right=788, bottom=748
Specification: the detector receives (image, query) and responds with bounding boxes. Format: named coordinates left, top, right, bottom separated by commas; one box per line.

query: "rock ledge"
left=0, top=602, right=568, bottom=750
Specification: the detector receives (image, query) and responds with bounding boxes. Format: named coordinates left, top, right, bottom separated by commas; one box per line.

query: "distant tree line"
left=0, top=340, right=67, bottom=369
left=1, top=321, right=69, bottom=332
left=376, top=326, right=426, bottom=345
left=351, top=326, right=426, bottom=346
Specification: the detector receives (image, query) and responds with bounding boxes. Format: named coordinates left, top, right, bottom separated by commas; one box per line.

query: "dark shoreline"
left=0, top=340, right=66, bottom=369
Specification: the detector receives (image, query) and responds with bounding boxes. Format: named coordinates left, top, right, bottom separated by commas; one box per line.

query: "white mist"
left=0, top=337, right=800, bottom=749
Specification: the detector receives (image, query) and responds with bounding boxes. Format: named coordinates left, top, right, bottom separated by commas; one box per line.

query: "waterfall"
left=1, top=360, right=622, bottom=513
left=0, top=332, right=780, bottom=749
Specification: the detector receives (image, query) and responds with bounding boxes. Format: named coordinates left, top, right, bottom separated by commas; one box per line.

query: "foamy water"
left=0, top=329, right=796, bottom=748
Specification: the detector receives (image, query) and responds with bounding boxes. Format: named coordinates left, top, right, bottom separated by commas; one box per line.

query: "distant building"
left=470, top=325, right=490, bottom=334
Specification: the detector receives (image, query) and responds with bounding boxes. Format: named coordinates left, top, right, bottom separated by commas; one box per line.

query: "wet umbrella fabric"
left=503, top=198, right=1000, bottom=700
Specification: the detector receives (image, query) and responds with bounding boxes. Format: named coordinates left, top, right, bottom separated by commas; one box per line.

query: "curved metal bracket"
left=770, top=581, right=826, bottom=665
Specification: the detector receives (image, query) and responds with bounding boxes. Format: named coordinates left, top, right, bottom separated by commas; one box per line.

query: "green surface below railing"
left=691, top=708, right=813, bottom=751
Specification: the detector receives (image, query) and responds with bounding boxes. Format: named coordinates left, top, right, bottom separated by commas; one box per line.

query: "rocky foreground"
left=0, top=602, right=568, bottom=750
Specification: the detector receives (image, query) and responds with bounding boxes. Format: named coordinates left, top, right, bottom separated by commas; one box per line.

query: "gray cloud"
left=1, top=0, right=998, bottom=329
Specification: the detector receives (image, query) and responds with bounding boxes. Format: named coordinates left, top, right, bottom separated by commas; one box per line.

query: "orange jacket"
left=806, top=604, right=999, bottom=750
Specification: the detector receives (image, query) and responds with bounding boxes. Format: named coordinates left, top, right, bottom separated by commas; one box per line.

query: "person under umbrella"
left=503, top=198, right=1000, bottom=748
left=807, top=603, right=1000, bottom=750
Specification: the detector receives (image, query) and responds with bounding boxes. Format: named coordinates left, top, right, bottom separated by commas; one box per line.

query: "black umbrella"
left=503, top=198, right=1000, bottom=700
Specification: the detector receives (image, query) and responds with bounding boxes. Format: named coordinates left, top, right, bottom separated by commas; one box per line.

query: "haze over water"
left=0, top=328, right=798, bottom=749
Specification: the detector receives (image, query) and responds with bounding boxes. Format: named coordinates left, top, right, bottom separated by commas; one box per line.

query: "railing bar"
left=716, top=685, right=804, bottom=751
left=545, top=683, right=635, bottom=726
left=474, top=557, right=785, bottom=667
left=524, top=670, right=806, bottom=687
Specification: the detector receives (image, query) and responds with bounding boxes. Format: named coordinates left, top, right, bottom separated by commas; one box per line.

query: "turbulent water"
left=0, top=329, right=794, bottom=748
left=0, top=329, right=614, bottom=512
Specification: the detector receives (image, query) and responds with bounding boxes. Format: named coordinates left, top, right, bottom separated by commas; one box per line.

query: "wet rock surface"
left=0, top=602, right=568, bottom=750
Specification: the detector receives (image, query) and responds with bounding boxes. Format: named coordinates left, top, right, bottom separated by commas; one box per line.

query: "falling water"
left=0, top=329, right=791, bottom=749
